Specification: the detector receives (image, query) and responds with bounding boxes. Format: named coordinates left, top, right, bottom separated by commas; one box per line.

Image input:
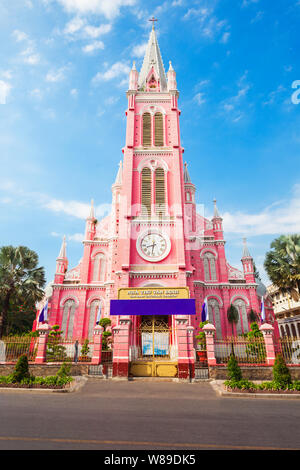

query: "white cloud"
left=0, top=80, right=12, bottom=104
left=55, top=0, right=136, bottom=19
left=220, top=31, right=230, bottom=43
left=64, top=16, right=86, bottom=34
left=46, top=67, right=67, bottom=82
left=183, top=5, right=229, bottom=42
left=222, top=184, right=300, bottom=236
left=82, top=40, right=105, bottom=53
left=12, top=30, right=29, bottom=42
left=131, top=42, right=147, bottom=58
left=242, top=0, right=260, bottom=7
left=194, top=92, right=206, bottom=105
left=84, top=23, right=112, bottom=38
left=70, top=88, right=78, bottom=97
left=92, top=61, right=130, bottom=82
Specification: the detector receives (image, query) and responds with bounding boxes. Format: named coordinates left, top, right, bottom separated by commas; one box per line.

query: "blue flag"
left=96, top=303, right=102, bottom=325
left=38, top=300, right=48, bottom=323
left=260, top=297, right=265, bottom=323
left=201, top=297, right=208, bottom=323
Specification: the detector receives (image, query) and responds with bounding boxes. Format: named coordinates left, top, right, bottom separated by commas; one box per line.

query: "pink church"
left=38, top=25, right=276, bottom=378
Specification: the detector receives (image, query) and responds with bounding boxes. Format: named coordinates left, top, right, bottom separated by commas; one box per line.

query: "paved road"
left=0, top=379, right=299, bottom=450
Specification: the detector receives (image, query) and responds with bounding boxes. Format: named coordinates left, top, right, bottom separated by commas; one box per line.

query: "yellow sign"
left=118, top=287, right=190, bottom=300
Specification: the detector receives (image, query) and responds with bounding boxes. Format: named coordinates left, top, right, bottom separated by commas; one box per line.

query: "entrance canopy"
left=110, top=298, right=196, bottom=316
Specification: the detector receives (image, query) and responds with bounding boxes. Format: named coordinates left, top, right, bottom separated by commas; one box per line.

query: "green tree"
left=227, top=354, right=242, bottom=381
left=99, top=318, right=112, bottom=350
left=264, top=234, right=300, bottom=300
left=46, top=325, right=67, bottom=361
left=227, top=304, right=239, bottom=355
left=12, top=354, right=31, bottom=383
left=248, top=309, right=259, bottom=324
left=0, top=246, right=46, bottom=337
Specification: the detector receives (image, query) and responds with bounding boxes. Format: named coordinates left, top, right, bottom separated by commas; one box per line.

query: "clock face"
left=137, top=230, right=171, bottom=262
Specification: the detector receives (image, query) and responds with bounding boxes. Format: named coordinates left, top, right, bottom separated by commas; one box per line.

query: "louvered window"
left=61, top=300, right=76, bottom=339
left=143, top=113, right=151, bottom=147
left=155, top=168, right=165, bottom=216
left=141, top=167, right=151, bottom=217
left=154, top=113, right=164, bottom=146
left=88, top=300, right=100, bottom=339
left=93, top=253, right=106, bottom=282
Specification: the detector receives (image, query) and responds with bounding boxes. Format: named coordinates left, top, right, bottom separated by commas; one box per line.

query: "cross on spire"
left=149, top=16, right=158, bottom=30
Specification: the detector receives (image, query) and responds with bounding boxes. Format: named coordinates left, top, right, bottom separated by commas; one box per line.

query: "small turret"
left=241, top=238, right=255, bottom=283
left=85, top=199, right=97, bottom=241
left=129, top=61, right=138, bottom=92
left=54, top=236, right=68, bottom=284
left=212, top=199, right=223, bottom=240
left=183, top=162, right=196, bottom=233
left=167, top=61, right=177, bottom=91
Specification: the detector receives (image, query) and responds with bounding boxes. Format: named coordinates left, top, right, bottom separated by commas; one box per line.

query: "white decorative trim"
left=137, top=157, right=169, bottom=173
left=59, top=295, right=79, bottom=307
left=207, top=294, right=224, bottom=307
left=86, top=296, right=104, bottom=307
left=200, top=247, right=218, bottom=259
left=230, top=293, right=250, bottom=306
left=138, top=104, right=167, bottom=116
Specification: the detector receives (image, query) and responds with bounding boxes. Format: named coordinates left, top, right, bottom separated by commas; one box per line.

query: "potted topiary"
left=78, top=339, right=90, bottom=362
left=195, top=321, right=208, bottom=363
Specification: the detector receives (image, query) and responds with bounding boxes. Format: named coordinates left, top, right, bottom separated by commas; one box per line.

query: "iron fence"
left=275, top=337, right=300, bottom=365
left=46, top=338, right=95, bottom=363
left=0, top=336, right=38, bottom=362
left=214, top=336, right=266, bottom=365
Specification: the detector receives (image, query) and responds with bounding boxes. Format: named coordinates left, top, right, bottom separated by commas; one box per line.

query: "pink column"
left=203, top=323, right=217, bottom=366
left=112, top=318, right=131, bottom=378
left=260, top=323, right=276, bottom=366
left=175, top=318, right=194, bottom=379
left=35, top=324, right=51, bottom=364
left=91, top=325, right=103, bottom=365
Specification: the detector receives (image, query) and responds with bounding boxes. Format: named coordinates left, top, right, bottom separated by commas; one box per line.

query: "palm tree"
left=264, top=234, right=300, bottom=300
left=0, top=246, right=46, bottom=337
left=227, top=304, right=239, bottom=355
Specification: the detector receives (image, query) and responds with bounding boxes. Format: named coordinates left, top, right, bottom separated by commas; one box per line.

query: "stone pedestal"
left=112, top=318, right=131, bottom=378
left=203, top=323, right=217, bottom=366
left=260, top=323, right=276, bottom=366
left=175, top=318, right=195, bottom=380
left=91, top=325, right=103, bottom=365
left=35, top=324, right=51, bottom=364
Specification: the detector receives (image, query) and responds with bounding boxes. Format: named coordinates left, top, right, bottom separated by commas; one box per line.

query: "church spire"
left=57, top=235, right=67, bottom=260
left=184, top=162, right=192, bottom=184
left=138, top=22, right=167, bottom=92
left=242, top=237, right=252, bottom=258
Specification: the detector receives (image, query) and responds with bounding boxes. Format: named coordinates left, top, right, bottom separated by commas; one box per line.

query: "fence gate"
left=130, top=316, right=178, bottom=378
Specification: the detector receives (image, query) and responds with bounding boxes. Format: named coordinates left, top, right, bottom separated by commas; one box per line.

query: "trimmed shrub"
left=273, top=354, right=292, bottom=388
left=227, top=354, right=242, bottom=381
left=12, top=354, right=31, bottom=383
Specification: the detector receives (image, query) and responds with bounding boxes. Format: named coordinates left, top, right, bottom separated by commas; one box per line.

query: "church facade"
left=37, top=25, right=276, bottom=377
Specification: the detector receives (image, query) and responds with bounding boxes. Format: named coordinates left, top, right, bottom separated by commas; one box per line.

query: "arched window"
left=88, top=299, right=101, bottom=339
left=141, top=167, right=151, bottom=217
left=154, top=113, right=164, bottom=146
left=285, top=324, right=291, bottom=337
left=233, top=299, right=249, bottom=335
left=280, top=325, right=285, bottom=337
left=203, top=252, right=217, bottom=281
left=291, top=324, right=297, bottom=338
left=93, top=253, right=106, bottom=282
left=142, top=113, right=151, bottom=146
left=208, top=299, right=222, bottom=338
left=155, top=167, right=165, bottom=216
left=61, top=299, right=76, bottom=339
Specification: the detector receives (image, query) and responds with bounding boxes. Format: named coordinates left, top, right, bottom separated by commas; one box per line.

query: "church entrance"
left=129, top=315, right=178, bottom=378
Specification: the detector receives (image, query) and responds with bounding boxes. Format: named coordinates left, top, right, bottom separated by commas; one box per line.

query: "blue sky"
left=0, top=0, right=300, bottom=287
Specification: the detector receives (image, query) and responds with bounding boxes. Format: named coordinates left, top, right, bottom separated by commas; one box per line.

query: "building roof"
left=138, top=26, right=167, bottom=92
